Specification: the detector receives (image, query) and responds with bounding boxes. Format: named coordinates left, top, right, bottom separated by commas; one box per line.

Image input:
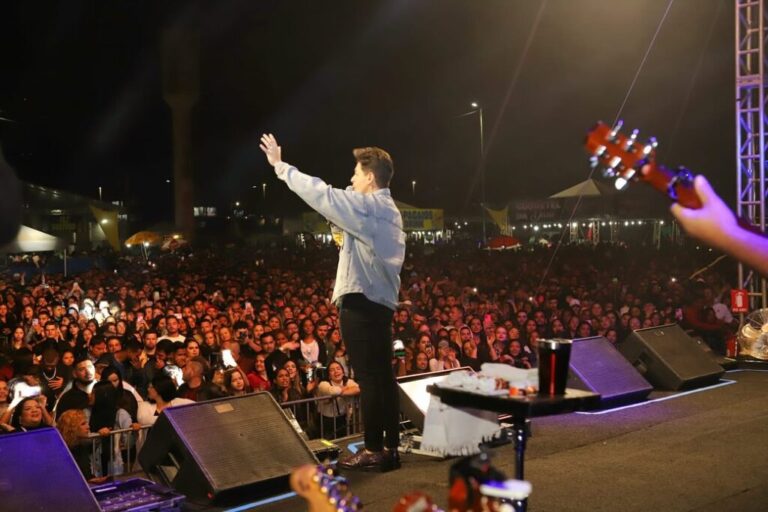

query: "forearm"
left=41, top=407, right=54, bottom=426
left=274, top=162, right=368, bottom=241
left=718, top=227, right=768, bottom=277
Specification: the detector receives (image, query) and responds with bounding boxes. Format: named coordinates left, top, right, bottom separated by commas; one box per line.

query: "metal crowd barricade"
left=281, top=394, right=362, bottom=440
left=87, top=394, right=362, bottom=477
left=88, top=425, right=152, bottom=477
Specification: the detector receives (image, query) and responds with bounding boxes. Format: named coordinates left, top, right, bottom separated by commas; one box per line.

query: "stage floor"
left=168, top=369, right=768, bottom=511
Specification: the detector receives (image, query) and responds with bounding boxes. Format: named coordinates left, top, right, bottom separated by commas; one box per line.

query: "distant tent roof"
left=1, top=225, right=67, bottom=253
left=549, top=179, right=617, bottom=198
left=22, top=183, right=123, bottom=214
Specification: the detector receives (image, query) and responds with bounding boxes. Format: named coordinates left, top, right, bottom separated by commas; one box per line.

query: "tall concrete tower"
left=162, top=25, right=199, bottom=240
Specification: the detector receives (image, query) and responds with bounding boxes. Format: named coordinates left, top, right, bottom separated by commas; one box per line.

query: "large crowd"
left=0, top=239, right=737, bottom=480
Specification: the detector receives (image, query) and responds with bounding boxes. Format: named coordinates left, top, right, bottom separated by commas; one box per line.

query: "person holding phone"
left=261, top=135, right=405, bottom=472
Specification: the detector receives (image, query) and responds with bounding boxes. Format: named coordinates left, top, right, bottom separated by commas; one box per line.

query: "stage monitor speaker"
left=0, top=428, right=101, bottom=512
left=397, top=367, right=474, bottom=432
left=567, top=336, right=653, bottom=408
left=138, top=392, right=317, bottom=504
left=619, top=324, right=724, bottom=390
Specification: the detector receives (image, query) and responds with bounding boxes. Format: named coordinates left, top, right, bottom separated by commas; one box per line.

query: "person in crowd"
left=89, top=381, right=140, bottom=475
left=429, top=340, right=461, bottom=371
left=177, top=360, right=224, bottom=402
left=8, top=326, right=28, bottom=353
left=502, top=340, right=533, bottom=369
left=3, top=396, right=52, bottom=433
left=247, top=353, right=271, bottom=392
left=270, top=368, right=303, bottom=405
left=56, top=409, right=104, bottom=482
left=56, top=358, right=96, bottom=418
left=577, top=321, right=594, bottom=339
left=283, top=359, right=310, bottom=397
left=409, top=351, right=431, bottom=375
left=87, top=338, right=108, bottom=365
left=299, top=319, right=327, bottom=367
left=158, top=315, right=185, bottom=343
left=316, top=361, right=360, bottom=439
left=7, top=362, right=50, bottom=410
left=459, top=340, right=481, bottom=371
left=100, top=366, right=140, bottom=421
left=60, top=349, right=76, bottom=373
left=263, top=331, right=288, bottom=381
left=137, top=374, right=193, bottom=426
left=223, top=367, right=252, bottom=397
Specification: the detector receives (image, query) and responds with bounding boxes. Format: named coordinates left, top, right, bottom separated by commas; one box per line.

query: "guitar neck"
left=640, top=162, right=702, bottom=209
left=642, top=162, right=764, bottom=234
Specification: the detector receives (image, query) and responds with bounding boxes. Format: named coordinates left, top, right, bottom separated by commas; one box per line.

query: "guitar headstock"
left=291, top=464, right=362, bottom=512
left=584, top=121, right=657, bottom=191
left=584, top=121, right=702, bottom=209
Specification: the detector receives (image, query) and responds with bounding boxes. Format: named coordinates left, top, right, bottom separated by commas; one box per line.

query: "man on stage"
left=260, top=134, right=405, bottom=472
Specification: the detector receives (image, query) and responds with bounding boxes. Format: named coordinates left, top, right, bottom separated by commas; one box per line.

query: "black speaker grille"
left=621, top=324, right=724, bottom=390
left=165, top=393, right=316, bottom=491
left=568, top=337, right=652, bottom=406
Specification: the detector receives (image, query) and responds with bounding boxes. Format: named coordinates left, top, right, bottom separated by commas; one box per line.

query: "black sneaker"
left=338, top=449, right=401, bottom=473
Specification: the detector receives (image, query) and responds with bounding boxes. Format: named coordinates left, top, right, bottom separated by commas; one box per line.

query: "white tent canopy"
left=549, top=178, right=617, bottom=198
left=1, top=225, right=68, bottom=253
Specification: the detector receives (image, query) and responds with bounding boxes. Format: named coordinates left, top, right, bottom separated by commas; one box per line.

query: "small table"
left=427, top=385, right=600, bottom=511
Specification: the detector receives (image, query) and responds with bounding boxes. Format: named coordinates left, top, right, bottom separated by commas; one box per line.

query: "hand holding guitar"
left=666, top=173, right=736, bottom=251
left=585, top=121, right=768, bottom=277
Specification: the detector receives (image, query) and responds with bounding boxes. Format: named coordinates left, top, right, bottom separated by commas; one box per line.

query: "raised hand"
left=259, top=133, right=282, bottom=167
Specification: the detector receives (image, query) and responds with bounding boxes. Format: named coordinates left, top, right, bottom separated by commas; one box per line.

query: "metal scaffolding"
left=736, top=0, right=768, bottom=309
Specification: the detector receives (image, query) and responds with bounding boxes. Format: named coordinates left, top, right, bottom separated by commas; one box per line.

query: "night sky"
left=0, top=0, right=733, bottom=225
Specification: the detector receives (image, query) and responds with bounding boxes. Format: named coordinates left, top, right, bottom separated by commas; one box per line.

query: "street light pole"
left=471, top=102, right=486, bottom=246
left=262, top=183, right=267, bottom=199
left=412, top=180, right=416, bottom=198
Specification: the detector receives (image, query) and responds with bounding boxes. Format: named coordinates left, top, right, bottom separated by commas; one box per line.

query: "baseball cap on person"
left=437, top=340, right=450, bottom=349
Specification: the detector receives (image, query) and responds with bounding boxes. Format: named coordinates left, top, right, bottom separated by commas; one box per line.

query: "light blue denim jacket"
left=275, top=161, right=405, bottom=311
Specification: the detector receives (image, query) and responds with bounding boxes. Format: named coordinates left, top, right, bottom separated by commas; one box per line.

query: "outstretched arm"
left=671, top=174, right=768, bottom=276
left=259, top=134, right=371, bottom=242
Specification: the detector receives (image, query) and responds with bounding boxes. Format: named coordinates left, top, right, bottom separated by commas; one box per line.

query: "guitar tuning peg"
left=609, top=120, right=624, bottom=140
left=623, top=129, right=639, bottom=151
left=608, top=155, right=622, bottom=169
left=641, top=136, right=658, bottom=156
left=601, top=167, right=616, bottom=179
left=589, top=156, right=600, bottom=168
left=614, top=176, right=629, bottom=190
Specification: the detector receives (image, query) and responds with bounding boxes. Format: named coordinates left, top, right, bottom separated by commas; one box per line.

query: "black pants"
left=339, top=293, right=399, bottom=452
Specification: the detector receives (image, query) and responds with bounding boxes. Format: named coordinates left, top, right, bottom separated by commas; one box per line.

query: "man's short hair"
left=353, top=147, right=394, bottom=188
left=74, top=356, right=92, bottom=368
left=156, top=339, right=176, bottom=355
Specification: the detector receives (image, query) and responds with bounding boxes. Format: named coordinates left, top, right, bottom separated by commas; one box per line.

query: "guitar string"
left=665, top=0, right=724, bottom=157
left=535, top=0, right=677, bottom=291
